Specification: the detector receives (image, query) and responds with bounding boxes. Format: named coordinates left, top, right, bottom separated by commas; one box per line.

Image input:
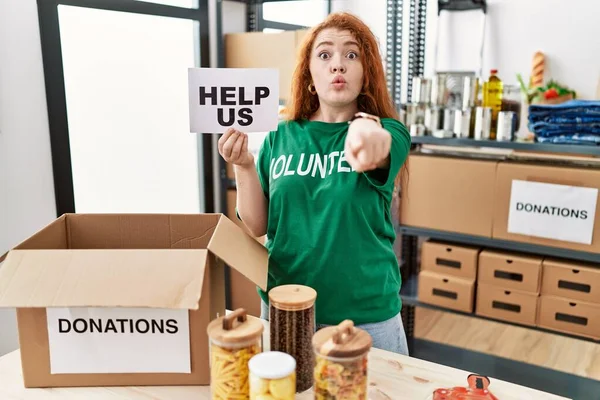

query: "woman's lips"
left=331, top=76, right=347, bottom=89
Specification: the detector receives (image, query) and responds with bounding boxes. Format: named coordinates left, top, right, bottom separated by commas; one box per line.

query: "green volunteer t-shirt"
left=255, top=118, right=411, bottom=325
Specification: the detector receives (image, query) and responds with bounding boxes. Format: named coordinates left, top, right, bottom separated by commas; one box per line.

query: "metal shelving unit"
left=398, top=224, right=600, bottom=344
left=400, top=275, right=600, bottom=343
left=392, top=5, right=600, bottom=392
left=399, top=225, right=600, bottom=264
left=412, top=136, right=600, bottom=156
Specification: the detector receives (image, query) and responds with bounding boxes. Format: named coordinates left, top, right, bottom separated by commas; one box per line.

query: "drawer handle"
left=556, top=312, right=587, bottom=326
left=494, top=270, right=523, bottom=282
left=506, top=259, right=513, bottom=264
left=558, top=280, right=591, bottom=293
left=569, top=302, right=577, bottom=307
left=492, top=301, right=520, bottom=313
left=446, top=248, right=452, bottom=252
left=436, top=258, right=461, bottom=269
left=433, top=288, right=457, bottom=299
left=504, top=290, right=511, bottom=295
left=572, top=269, right=580, bottom=274
left=443, top=278, right=449, bottom=283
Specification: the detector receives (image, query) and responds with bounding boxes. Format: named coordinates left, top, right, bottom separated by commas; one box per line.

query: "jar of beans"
left=312, top=319, right=372, bottom=400
left=249, top=351, right=296, bottom=400
left=268, top=284, right=317, bottom=392
left=206, top=308, right=264, bottom=400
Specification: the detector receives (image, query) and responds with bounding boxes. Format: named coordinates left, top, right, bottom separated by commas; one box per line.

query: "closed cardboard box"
left=400, top=154, right=498, bottom=237
left=225, top=30, right=308, bottom=101
left=418, top=270, right=475, bottom=313
left=493, top=162, right=600, bottom=253
left=421, top=241, right=479, bottom=280
left=0, top=213, right=267, bottom=388
left=538, top=295, right=600, bottom=340
left=478, top=251, right=542, bottom=293
left=476, top=283, right=539, bottom=327
left=541, top=259, right=600, bottom=304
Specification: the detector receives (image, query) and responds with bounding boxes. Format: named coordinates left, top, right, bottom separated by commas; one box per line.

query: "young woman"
left=218, top=12, right=411, bottom=355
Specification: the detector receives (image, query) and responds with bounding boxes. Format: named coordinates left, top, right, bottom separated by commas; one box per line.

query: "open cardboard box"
left=0, top=213, right=267, bottom=388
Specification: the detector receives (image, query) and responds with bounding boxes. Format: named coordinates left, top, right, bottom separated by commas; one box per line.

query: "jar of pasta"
left=249, top=351, right=296, bottom=400
left=312, top=319, right=372, bottom=400
left=269, top=284, right=317, bottom=392
left=206, top=308, right=264, bottom=400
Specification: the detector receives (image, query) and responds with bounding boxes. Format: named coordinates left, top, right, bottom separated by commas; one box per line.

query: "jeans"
left=260, top=300, right=409, bottom=356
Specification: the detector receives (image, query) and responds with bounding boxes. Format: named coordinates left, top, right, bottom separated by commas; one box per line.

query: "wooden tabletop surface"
left=0, top=330, right=570, bottom=400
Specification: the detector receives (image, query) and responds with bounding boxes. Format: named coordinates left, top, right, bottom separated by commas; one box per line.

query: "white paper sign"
left=188, top=68, right=279, bottom=134
left=47, top=307, right=190, bottom=374
left=507, top=180, right=598, bottom=244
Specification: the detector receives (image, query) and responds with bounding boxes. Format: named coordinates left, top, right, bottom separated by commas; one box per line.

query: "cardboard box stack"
left=538, top=259, right=600, bottom=340
left=0, top=213, right=268, bottom=388
left=476, top=251, right=542, bottom=327
left=418, top=241, right=479, bottom=313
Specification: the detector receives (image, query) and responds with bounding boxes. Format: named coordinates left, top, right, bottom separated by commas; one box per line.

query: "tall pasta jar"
left=206, top=308, right=264, bottom=400
left=268, top=284, right=317, bottom=392
left=312, top=320, right=372, bottom=400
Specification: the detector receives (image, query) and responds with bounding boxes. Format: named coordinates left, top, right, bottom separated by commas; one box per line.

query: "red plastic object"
left=433, top=374, right=500, bottom=400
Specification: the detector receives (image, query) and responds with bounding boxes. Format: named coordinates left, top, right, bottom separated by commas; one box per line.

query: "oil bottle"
left=483, top=69, right=503, bottom=140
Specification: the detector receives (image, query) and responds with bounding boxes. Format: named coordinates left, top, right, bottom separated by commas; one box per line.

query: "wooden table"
left=0, top=344, right=569, bottom=400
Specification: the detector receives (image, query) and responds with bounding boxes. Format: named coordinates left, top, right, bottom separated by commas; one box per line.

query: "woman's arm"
left=218, top=128, right=269, bottom=237
left=234, top=162, right=268, bottom=237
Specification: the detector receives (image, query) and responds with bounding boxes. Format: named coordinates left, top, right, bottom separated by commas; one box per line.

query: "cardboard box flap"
left=0, top=249, right=207, bottom=309
left=0, top=215, right=68, bottom=263
left=208, top=215, right=268, bottom=291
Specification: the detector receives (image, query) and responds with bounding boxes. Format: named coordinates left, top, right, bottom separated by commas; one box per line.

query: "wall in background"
left=0, top=0, right=56, bottom=356
left=425, top=0, right=600, bottom=100
left=331, top=0, right=600, bottom=102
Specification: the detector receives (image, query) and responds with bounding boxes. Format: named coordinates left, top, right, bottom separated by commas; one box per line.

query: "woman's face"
left=309, top=28, right=364, bottom=108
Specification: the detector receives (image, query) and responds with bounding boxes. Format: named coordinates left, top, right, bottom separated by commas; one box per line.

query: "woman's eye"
left=318, top=52, right=330, bottom=60
left=347, top=51, right=358, bottom=60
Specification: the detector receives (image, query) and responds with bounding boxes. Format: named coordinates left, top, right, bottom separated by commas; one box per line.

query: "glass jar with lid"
left=206, top=308, right=264, bottom=400
left=268, top=284, right=317, bottom=392
left=249, top=351, right=296, bottom=400
left=312, top=319, right=372, bottom=400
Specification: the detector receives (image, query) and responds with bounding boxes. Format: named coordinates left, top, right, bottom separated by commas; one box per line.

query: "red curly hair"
left=285, top=12, right=398, bottom=121
left=284, top=12, right=408, bottom=192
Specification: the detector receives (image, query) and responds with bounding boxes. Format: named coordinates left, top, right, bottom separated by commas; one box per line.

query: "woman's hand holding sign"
left=345, top=117, right=392, bottom=172
left=218, top=128, right=254, bottom=167
left=218, top=128, right=267, bottom=237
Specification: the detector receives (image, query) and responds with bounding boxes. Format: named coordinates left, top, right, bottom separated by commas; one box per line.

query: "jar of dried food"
left=268, top=284, right=317, bottom=393
left=206, top=308, right=264, bottom=400
left=312, top=319, right=372, bottom=400
left=249, top=351, right=296, bottom=400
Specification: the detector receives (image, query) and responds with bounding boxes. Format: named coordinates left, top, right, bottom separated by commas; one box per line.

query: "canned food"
left=425, top=106, right=443, bottom=135
left=443, top=108, right=455, bottom=134
left=474, top=107, right=492, bottom=140
left=497, top=111, right=517, bottom=142
left=453, top=109, right=471, bottom=138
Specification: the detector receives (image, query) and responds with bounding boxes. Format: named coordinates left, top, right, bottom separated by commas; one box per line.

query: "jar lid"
left=248, top=351, right=296, bottom=379
left=312, top=320, right=372, bottom=358
left=206, top=308, right=264, bottom=344
left=268, top=284, right=317, bottom=311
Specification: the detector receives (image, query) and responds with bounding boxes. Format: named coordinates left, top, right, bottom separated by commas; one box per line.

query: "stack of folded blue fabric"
left=528, top=100, right=600, bottom=145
